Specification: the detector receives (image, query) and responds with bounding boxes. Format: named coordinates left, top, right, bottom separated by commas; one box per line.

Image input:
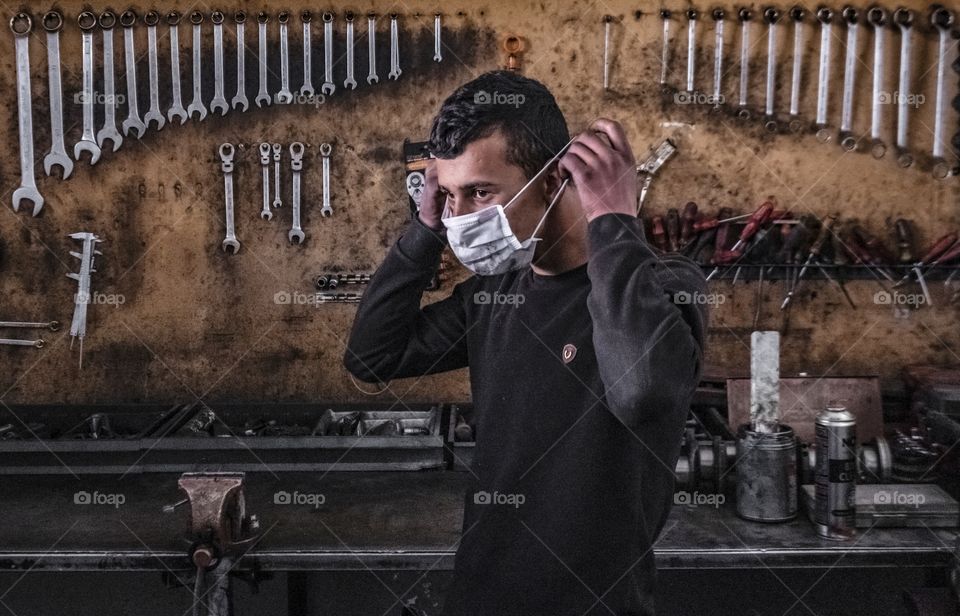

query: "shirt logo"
left=562, top=343, right=577, bottom=364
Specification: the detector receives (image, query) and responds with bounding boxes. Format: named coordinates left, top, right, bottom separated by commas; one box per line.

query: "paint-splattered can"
left=814, top=404, right=857, bottom=540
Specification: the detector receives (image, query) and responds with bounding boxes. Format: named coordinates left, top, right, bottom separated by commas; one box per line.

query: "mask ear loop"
left=503, top=136, right=577, bottom=211
left=529, top=178, right=570, bottom=240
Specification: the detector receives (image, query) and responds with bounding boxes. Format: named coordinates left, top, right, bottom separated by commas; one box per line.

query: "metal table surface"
left=0, top=472, right=956, bottom=572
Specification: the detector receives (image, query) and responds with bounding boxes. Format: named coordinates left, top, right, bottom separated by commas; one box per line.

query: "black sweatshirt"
left=344, top=213, right=709, bottom=616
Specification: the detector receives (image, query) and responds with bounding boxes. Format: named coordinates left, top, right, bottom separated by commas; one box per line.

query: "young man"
left=344, top=71, right=708, bottom=615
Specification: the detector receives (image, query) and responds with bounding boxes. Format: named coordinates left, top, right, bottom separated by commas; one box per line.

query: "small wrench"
left=867, top=7, right=887, bottom=158
left=388, top=14, right=402, bottom=80
left=894, top=8, right=914, bottom=167
left=97, top=11, right=123, bottom=152
left=167, top=12, right=188, bottom=124
left=43, top=11, right=74, bottom=179
left=434, top=13, right=442, bottom=62
left=322, top=12, right=337, bottom=94
left=931, top=7, right=953, bottom=179
left=345, top=12, right=357, bottom=89
left=74, top=12, right=102, bottom=168
left=763, top=7, right=780, bottom=131
left=289, top=143, right=306, bottom=245
left=187, top=11, right=207, bottom=121
left=712, top=9, right=725, bottom=108
left=210, top=11, right=229, bottom=115
left=143, top=11, right=166, bottom=130
left=219, top=143, right=240, bottom=254
left=367, top=13, right=379, bottom=84
left=320, top=143, right=333, bottom=217
left=11, top=13, right=44, bottom=214
left=737, top=8, right=752, bottom=118
left=603, top=15, right=613, bottom=90
left=300, top=12, right=315, bottom=97
left=273, top=143, right=283, bottom=208
left=685, top=10, right=697, bottom=93
left=120, top=10, right=146, bottom=138
left=259, top=143, right=272, bottom=220
left=838, top=7, right=859, bottom=151
left=232, top=12, right=249, bottom=111
left=0, top=338, right=44, bottom=349
left=278, top=11, right=293, bottom=103
left=256, top=12, right=271, bottom=107
left=0, top=321, right=59, bottom=331
left=815, top=7, right=834, bottom=142
left=787, top=7, right=805, bottom=132
left=660, top=10, right=671, bottom=88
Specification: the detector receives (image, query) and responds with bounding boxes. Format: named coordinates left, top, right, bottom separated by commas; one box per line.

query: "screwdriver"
left=650, top=215, right=668, bottom=251
left=892, top=232, right=958, bottom=288
left=706, top=202, right=774, bottom=280
left=781, top=215, right=836, bottom=310
left=916, top=239, right=960, bottom=294
left=680, top=202, right=698, bottom=248
left=666, top=208, right=681, bottom=252
left=893, top=218, right=915, bottom=264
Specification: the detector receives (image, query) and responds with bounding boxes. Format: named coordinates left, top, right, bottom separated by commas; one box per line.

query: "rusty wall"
left=0, top=0, right=958, bottom=406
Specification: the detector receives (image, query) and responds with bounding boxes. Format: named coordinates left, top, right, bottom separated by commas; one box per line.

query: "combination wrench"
left=277, top=11, right=293, bottom=104
left=220, top=144, right=240, bottom=254
left=434, top=13, right=442, bottom=62
left=320, top=143, right=333, bottom=217
left=867, top=7, right=887, bottom=158
left=75, top=12, right=102, bottom=168
left=167, top=12, right=188, bottom=124
left=345, top=12, right=358, bottom=89
left=120, top=10, right=146, bottom=138
left=143, top=11, right=166, bottom=130
left=814, top=7, right=834, bottom=142
left=232, top=12, right=249, bottom=111
left=737, top=8, right=752, bottom=118
left=894, top=8, right=914, bottom=167
left=0, top=338, right=44, bottom=349
left=659, top=10, right=671, bottom=89
left=0, top=321, right=59, bottom=331
left=838, top=7, right=859, bottom=151
left=42, top=11, right=74, bottom=179
left=763, top=7, right=780, bottom=131
left=210, top=11, right=229, bottom=114
left=367, top=13, right=379, bottom=84
left=787, top=7, right=805, bottom=132
left=11, top=13, right=44, bottom=214
left=603, top=15, right=612, bottom=90
left=273, top=143, right=283, bottom=208
left=685, top=10, right=697, bottom=93
left=259, top=143, right=273, bottom=220
left=300, top=11, right=315, bottom=97
left=931, top=7, right=954, bottom=179
left=289, top=143, right=306, bottom=245
left=256, top=12, right=271, bottom=107
left=187, top=11, right=207, bottom=121
left=322, top=12, right=337, bottom=94
left=389, top=14, right=402, bottom=80
left=712, top=9, right=724, bottom=108
left=96, top=11, right=123, bottom=152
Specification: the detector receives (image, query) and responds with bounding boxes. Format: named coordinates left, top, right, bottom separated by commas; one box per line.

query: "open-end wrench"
left=838, top=7, right=859, bottom=151
left=763, top=7, right=780, bottom=131
left=120, top=10, right=146, bottom=138
left=43, top=11, right=74, bottom=179
left=289, top=142, right=306, bottom=245
left=277, top=11, right=293, bottom=104
left=300, top=12, right=315, bottom=97
left=345, top=12, right=358, bottom=89
left=75, top=12, right=102, bottom=168
left=737, top=8, right=752, bottom=118
left=603, top=15, right=612, bottom=90
left=256, top=12, right=271, bottom=107
left=187, top=11, right=207, bottom=121
left=232, top=12, right=248, bottom=111
left=320, top=143, right=333, bottom=217
left=788, top=7, right=805, bottom=132
left=367, top=13, right=379, bottom=84
left=210, top=11, right=229, bottom=114
left=388, top=14, right=402, bottom=80
left=815, top=7, right=834, bottom=142
left=167, top=12, right=188, bottom=124
left=273, top=143, right=283, bottom=208
left=97, top=11, right=123, bottom=151
left=219, top=143, right=240, bottom=254
left=685, top=10, right=697, bottom=93
left=11, top=13, right=44, bottom=214
left=322, top=12, right=337, bottom=94
left=894, top=8, right=914, bottom=167
left=931, top=7, right=954, bottom=179
left=434, top=13, right=442, bottom=62
left=143, top=11, right=166, bottom=130
left=712, top=9, right=724, bottom=108
left=867, top=7, right=887, bottom=158
left=659, top=10, right=671, bottom=88
left=259, top=143, right=272, bottom=220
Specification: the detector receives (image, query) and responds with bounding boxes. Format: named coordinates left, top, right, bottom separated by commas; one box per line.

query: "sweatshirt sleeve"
left=343, top=216, right=473, bottom=383
left=585, top=212, right=709, bottom=430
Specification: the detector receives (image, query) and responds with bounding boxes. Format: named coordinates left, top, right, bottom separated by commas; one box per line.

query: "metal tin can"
left=814, top=404, right=857, bottom=540
left=735, top=423, right=798, bottom=522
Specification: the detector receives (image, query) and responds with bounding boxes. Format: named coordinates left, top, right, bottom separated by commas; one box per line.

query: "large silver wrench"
left=232, top=12, right=248, bottom=111
left=711, top=9, right=724, bottom=108
left=289, top=143, right=306, bottom=245
left=320, top=143, right=333, bottom=217
left=300, top=12, right=315, bottom=97
left=74, top=12, right=102, bottom=168
left=894, top=9, right=914, bottom=167
left=273, top=143, right=283, bottom=208
left=11, top=13, right=44, bottom=214
left=388, top=14, right=402, bottom=80
left=219, top=144, right=240, bottom=254
left=838, top=7, right=859, bottom=151
left=120, top=10, right=146, bottom=138
left=344, top=12, right=357, bottom=89
left=659, top=10, right=671, bottom=88
left=210, top=11, right=229, bottom=115
left=685, top=10, right=697, bottom=93
left=187, top=11, right=207, bottom=121
left=42, top=11, right=74, bottom=179
left=867, top=7, right=887, bottom=158
left=367, top=13, right=379, bottom=84
left=815, top=8, right=834, bottom=142
left=763, top=7, right=780, bottom=131
left=143, top=11, right=166, bottom=130
left=166, top=12, right=188, bottom=124
left=434, top=13, right=442, bottom=62
left=787, top=7, right=805, bottom=132
left=737, top=8, right=752, bottom=118
left=256, top=12, right=271, bottom=107
left=259, top=143, right=272, bottom=220
left=931, top=7, right=954, bottom=179
left=96, top=11, right=123, bottom=152
left=277, top=11, right=293, bottom=103
left=322, top=12, right=336, bottom=94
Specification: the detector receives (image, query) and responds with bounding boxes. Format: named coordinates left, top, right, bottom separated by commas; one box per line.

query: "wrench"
left=11, top=13, right=44, bottom=214
left=300, top=12, right=315, bottom=97
left=367, top=13, right=379, bottom=84
left=210, top=11, right=229, bottom=114
left=737, top=8, right=752, bottom=118
left=322, top=12, right=337, bottom=94
left=685, top=10, right=697, bottom=93
left=232, top=12, right=249, bottom=111
left=97, top=11, right=123, bottom=151
left=143, top=11, right=166, bottom=130
left=345, top=12, right=357, bottom=89
left=894, top=8, right=914, bottom=167
left=42, top=11, right=74, bottom=179
left=320, top=143, right=333, bottom=217
left=434, top=13, right=442, bottom=62
left=763, top=7, right=780, bottom=131
left=867, top=7, right=887, bottom=158
left=219, top=144, right=239, bottom=254
left=278, top=11, right=293, bottom=103
left=815, top=7, right=834, bottom=142
left=388, top=14, right=402, bottom=80
left=838, top=7, right=859, bottom=151
left=120, top=10, right=146, bottom=138
left=931, top=7, right=954, bottom=179
left=187, top=11, right=207, bottom=121
left=167, top=12, right=188, bottom=125
left=659, top=10, right=671, bottom=88
left=603, top=14, right=612, bottom=90
left=259, top=143, right=272, bottom=220
left=74, top=12, right=102, bottom=168
left=787, top=7, right=805, bottom=132
left=273, top=143, right=283, bottom=208
left=256, top=12, right=271, bottom=107
left=712, top=9, right=724, bottom=108
left=289, top=142, right=306, bottom=245
left=0, top=321, right=59, bottom=331
left=0, top=338, right=44, bottom=349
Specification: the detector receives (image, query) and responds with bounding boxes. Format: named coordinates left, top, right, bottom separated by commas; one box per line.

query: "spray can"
left=814, top=404, right=857, bottom=540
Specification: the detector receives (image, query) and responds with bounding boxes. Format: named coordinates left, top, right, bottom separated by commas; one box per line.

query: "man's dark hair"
left=427, top=71, right=570, bottom=179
